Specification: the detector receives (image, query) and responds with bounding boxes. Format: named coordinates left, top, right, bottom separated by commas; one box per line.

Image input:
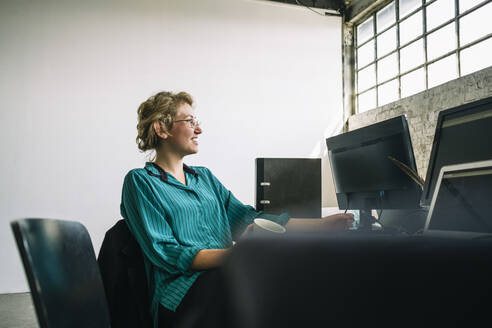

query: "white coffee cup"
left=253, top=218, right=286, bottom=234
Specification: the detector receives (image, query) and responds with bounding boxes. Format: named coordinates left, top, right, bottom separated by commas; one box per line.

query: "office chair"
left=11, top=218, right=111, bottom=328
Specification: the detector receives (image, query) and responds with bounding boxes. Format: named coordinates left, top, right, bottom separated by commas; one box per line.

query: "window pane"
left=400, top=0, right=422, bottom=18
left=460, top=2, right=492, bottom=46
left=461, top=37, right=492, bottom=76
left=377, top=26, right=397, bottom=58
left=357, top=40, right=375, bottom=68
left=426, top=0, right=455, bottom=31
left=378, top=53, right=398, bottom=83
left=357, top=16, right=374, bottom=46
left=358, top=89, right=376, bottom=113
left=428, top=54, right=458, bottom=88
left=377, top=2, right=396, bottom=33
left=401, top=68, right=426, bottom=98
left=427, top=23, right=456, bottom=61
left=358, top=64, right=376, bottom=92
left=400, top=10, right=423, bottom=46
left=400, top=38, right=424, bottom=72
left=378, top=79, right=399, bottom=106
left=460, top=0, right=487, bottom=13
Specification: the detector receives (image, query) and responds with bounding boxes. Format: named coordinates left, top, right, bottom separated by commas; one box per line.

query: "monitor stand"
left=358, top=209, right=377, bottom=231
left=356, top=208, right=427, bottom=234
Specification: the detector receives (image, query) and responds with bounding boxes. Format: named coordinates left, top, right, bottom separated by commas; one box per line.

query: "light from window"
left=400, top=0, right=422, bottom=18
left=400, top=10, right=423, bottom=45
left=358, top=64, right=376, bottom=91
left=377, top=26, right=397, bottom=58
left=358, top=89, right=376, bottom=113
left=357, top=16, right=374, bottom=46
left=357, top=40, right=375, bottom=68
left=427, top=22, right=457, bottom=61
left=354, top=0, right=492, bottom=113
left=460, top=2, right=492, bottom=46
left=428, top=54, right=458, bottom=88
left=426, top=0, right=455, bottom=31
left=377, top=2, right=396, bottom=33
left=378, top=53, right=398, bottom=82
left=460, top=0, right=486, bottom=13
left=400, top=38, right=425, bottom=73
left=378, top=79, right=399, bottom=106
left=401, top=68, right=426, bottom=97
left=461, top=37, right=492, bottom=75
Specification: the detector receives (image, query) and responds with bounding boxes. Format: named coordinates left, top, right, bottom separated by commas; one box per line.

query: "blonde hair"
left=136, top=91, right=193, bottom=152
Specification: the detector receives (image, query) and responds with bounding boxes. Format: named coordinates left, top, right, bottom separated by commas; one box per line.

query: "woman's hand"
left=240, top=223, right=254, bottom=239
left=320, top=213, right=355, bottom=232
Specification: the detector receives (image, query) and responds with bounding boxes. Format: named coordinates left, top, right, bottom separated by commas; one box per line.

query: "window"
left=355, top=0, right=492, bottom=113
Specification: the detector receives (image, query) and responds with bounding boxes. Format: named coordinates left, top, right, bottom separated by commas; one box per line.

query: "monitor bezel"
left=326, top=114, right=421, bottom=210
left=423, top=159, right=492, bottom=238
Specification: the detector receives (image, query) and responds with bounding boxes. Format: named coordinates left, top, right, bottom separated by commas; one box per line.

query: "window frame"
left=354, top=0, right=492, bottom=113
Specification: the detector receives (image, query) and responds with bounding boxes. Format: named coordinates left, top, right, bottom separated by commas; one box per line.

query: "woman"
left=120, top=91, right=354, bottom=328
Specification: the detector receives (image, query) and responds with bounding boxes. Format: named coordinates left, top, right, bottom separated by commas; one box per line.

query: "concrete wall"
left=0, top=293, right=37, bottom=328
left=348, top=66, right=492, bottom=179
left=0, top=0, right=342, bottom=293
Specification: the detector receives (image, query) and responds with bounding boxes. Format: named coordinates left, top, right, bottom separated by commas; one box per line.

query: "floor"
left=0, top=293, right=38, bottom=328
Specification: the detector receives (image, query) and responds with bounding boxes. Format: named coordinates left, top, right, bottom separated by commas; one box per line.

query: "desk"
left=221, top=233, right=492, bottom=328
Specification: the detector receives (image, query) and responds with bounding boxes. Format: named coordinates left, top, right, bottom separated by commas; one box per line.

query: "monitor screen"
left=425, top=164, right=492, bottom=234
left=326, top=115, right=421, bottom=211
left=421, top=96, right=492, bottom=207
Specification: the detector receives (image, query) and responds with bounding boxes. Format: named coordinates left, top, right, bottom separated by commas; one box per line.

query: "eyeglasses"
left=174, top=117, right=201, bottom=128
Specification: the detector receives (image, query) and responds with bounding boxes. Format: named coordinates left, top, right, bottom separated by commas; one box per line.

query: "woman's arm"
left=190, top=224, right=255, bottom=270
left=286, top=213, right=355, bottom=232
left=190, top=249, right=231, bottom=270
left=203, top=167, right=290, bottom=239
left=285, top=218, right=323, bottom=231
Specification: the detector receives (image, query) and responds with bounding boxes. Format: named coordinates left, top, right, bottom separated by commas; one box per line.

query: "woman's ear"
left=153, top=121, right=169, bottom=139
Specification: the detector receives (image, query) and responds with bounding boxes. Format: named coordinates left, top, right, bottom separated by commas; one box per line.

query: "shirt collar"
left=144, top=162, right=198, bottom=182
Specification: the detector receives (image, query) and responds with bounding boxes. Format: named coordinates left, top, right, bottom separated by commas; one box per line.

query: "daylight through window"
left=355, top=0, right=492, bottom=113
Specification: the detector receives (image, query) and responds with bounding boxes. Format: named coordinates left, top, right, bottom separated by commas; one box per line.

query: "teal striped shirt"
left=120, top=162, right=289, bottom=323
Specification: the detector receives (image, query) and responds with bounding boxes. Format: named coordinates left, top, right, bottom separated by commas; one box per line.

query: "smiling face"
left=156, top=102, right=202, bottom=157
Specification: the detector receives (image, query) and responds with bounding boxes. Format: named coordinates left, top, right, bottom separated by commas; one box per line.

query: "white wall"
left=0, top=0, right=342, bottom=293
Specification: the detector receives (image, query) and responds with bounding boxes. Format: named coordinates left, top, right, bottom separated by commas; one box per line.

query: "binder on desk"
left=255, top=158, right=321, bottom=218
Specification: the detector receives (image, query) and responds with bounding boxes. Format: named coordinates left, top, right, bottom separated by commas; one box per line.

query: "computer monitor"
left=424, top=160, right=492, bottom=238
left=421, top=95, right=492, bottom=208
left=326, top=115, right=422, bottom=230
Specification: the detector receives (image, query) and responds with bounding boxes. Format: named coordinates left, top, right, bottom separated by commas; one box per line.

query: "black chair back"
left=11, top=218, right=111, bottom=328
left=97, top=219, right=153, bottom=328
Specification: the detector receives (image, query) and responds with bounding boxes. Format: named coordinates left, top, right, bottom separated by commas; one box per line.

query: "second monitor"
left=326, top=115, right=422, bottom=230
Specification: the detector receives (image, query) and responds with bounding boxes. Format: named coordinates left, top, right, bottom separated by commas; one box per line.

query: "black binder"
left=255, top=158, right=321, bottom=218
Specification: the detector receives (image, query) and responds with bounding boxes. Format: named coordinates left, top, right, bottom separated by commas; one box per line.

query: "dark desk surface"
left=221, top=233, right=492, bottom=328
